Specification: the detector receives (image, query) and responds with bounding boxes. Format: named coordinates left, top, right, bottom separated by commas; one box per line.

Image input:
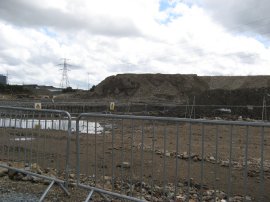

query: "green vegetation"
left=89, top=85, right=96, bottom=92
left=0, top=84, right=30, bottom=94
left=62, top=87, right=75, bottom=93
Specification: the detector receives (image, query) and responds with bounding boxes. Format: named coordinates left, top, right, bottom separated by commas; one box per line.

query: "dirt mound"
left=84, top=74, right=209, bottom=103
left=201, top=75, right=270, bottom=90
left=81, top=74, right=270, bottom=104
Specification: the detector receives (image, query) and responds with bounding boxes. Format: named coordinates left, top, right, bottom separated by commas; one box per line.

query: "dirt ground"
left=73, top=119, right=270, bottom=201
left=0, top=175, right=90, bottom=202
left=1, top=118, right=270, bottom=201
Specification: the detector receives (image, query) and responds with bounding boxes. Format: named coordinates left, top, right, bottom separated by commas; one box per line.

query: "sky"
left=1, top=0, right=270, bottom=89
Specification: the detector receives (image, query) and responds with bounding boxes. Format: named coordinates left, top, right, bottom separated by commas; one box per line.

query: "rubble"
left=0, top=160, right=259, bottom=201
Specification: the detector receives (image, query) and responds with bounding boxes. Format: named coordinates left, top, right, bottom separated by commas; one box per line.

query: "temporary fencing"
left=76, top=113, right=270, bottom=202
left=0, top=106, right=72, bottom=201
left=0, top=106, right=269, bottom=201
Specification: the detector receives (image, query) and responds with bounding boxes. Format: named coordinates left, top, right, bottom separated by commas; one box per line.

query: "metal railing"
left=76, top=113, right=270, bottom=202
left=0, top=106, right=269, bottom=201
left=0, top=99, right=268, bottom=120
left=0, top=106, right=72, bottom=201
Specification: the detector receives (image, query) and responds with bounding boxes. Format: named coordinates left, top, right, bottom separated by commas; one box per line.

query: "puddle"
left=0, top=118, right=104, bottom=134
left=13, top=137, right=35, bottom=141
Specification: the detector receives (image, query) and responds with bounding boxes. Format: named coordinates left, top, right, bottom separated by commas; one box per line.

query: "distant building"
left=0, top=75, right=7, bottom=85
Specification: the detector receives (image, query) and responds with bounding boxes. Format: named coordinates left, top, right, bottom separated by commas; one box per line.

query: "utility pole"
left=57, top=58, right=71, bottom=88
left=87, top=72, right=90, bottom=90
left=262, top=96, right=267, bottom=121
left=6, top=70, right=8, bottom=84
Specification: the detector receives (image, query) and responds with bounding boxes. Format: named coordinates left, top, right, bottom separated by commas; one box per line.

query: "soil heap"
left=81, top=74, right=270, bottom=105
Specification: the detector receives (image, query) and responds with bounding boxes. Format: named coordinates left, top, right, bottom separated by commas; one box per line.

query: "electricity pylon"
left=57, top=58, right=71, bottom=88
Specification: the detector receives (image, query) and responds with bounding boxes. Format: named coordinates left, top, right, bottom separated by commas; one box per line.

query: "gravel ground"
left=0, top=188, right=39, bottom=202
left=0, top=175, right=89, bottom=202
left=0, top=173, right=254, bottom=202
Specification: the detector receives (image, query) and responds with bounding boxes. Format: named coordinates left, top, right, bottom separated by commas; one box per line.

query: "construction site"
left=1, top=74, right=270, bottom=120
left=0, top=74, right=270, bottom=201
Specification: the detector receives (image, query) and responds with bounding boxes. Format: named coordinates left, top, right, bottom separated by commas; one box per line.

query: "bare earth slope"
left=81, top=74, right=270, bottom=105
left=201, top=76, right=270, bottom=90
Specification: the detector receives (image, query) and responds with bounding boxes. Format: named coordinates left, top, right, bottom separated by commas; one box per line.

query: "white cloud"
left=0, top=0, right=270, bottom=89
left=201, top=0, right=270, bottom=38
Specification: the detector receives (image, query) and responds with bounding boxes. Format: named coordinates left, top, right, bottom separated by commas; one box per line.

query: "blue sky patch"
left=158, top=13, right=182, bottom=24
left=254, top=35, right=270, bottom=47
left=159, top=0, right=171, bottom=11
left=40, top=27, right=57, bottom=38
left=158, top=0, right=182, bottom=24
left=159, top=0, right=179, bottom=11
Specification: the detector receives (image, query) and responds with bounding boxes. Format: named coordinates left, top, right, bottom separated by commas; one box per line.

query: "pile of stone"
left=153, top=150, right=270, bottom=177
left=78, top=174, right=253, bottom=202
left=0, top=161, right=59, bottom=184
left=0, top=160, right=257, bottom=201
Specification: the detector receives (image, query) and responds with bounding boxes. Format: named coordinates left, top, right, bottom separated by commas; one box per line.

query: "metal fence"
left=0, top=106, right=72, bottom=201
left=1, top=99, right=269, bottom=120
left=76, top=113, right=270, bottom=202
left=0, top=106, right=269, bottom=201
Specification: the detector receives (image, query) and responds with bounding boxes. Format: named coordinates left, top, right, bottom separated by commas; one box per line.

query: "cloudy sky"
left=1, top=0, right=270, bottom=89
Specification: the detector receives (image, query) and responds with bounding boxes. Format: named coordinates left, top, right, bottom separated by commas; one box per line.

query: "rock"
left=47, top=173, right=56, bottom=179
left=155, top=150, right=162, bottom=155
left=231, top=196, right=243, bottom=201
left=206, top=190, right=215, bottom=196
left=69, top=180, right=76, bottom=187
left=43, top=179, right=51, bottom=185
left=8, top=169, right=17, bottom=179
left=178, top=182, right=184, bottom=187
left=21, top=175, right=33, bottom=181
left=182, top=152, right=189, bottom=159
left=165, top=152, right=171, bottom=157
left=154, top=185, right=162, bottom=192
left=192, top=156, right=199, bottom=162
left=30, top=163, right=42, bottom=174
left=140, top=197, right=147, bottom=201
left=0, top=167, right=8, bottom=177
left=9, top=162, right=25, bottom=169
left=101, top=164, right=108, bottom=168
left=210, top=156, right=215, bottom=160
left=203, top=195, right=214, bottom=201
left=14, top=172, right=24, bottom=181
left=44, top=167, right=51, bottom=173
left=176, top=194, right=185, bottom=201
left=144, top=194, right=152, bottom=201
left=48, top=168, right=57, bottom=176
left=24, top=166, right=31, bottom=172
left=221, top=160, right=229, bottom=167
left=116, top=162, right=131, bottom=169
left=69, top=173, right=75, bottom=179
left=248, top=170, right=257, bottom=177
left=167, top=192, right=175, bottom=199
left=189, top=189, right=197, bottom=194
left=104, top=181, right=112, bottom=190
left=32, top=176, right=42, bottom=183
left=108, top=147, right=119, bottom=150
left=216, top=191, right=226, bottom=199
left=193, top=193, right=198, bottom=198
left=104, top=176, right=112, bottom=180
